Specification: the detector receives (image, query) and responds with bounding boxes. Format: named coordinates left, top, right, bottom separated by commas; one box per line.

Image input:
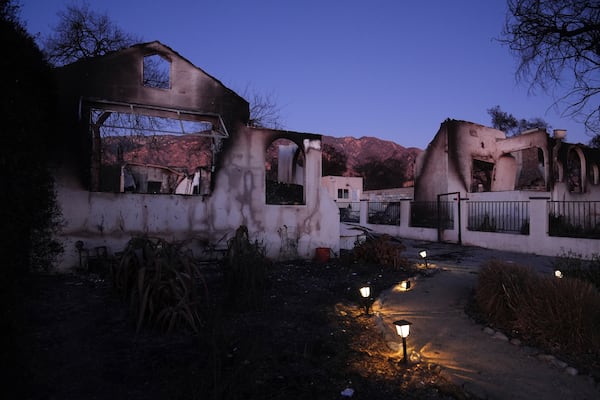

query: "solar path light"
left=554, top=270, right=563, bottom=278
left=393, top=319, right=412, bottom=364
left=400, top=279, right=411, bottom=291
left=419, top=250, right=428, bottom=268
left=359, top=285, right=371, bottom=315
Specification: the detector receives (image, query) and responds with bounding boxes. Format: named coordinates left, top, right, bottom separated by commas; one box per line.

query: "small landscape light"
left=359, top=285, right=371, bottom=315
left=393, top=319, right=412, bottom=364
left=554, top=270, right=563, bottom=279
left=400, top=280, right=411, bottom=291
left=419, top=250, right=428, bottom=268
left=359, top=286, right=370, bottom=298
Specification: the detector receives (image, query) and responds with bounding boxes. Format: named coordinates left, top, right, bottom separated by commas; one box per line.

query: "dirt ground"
left=7, top=251, right=473, bottom=400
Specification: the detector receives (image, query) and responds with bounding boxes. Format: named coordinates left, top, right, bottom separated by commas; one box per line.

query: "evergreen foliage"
left=0, top=0, right=62, bottom=278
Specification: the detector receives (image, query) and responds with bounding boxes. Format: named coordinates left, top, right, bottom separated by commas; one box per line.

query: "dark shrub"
left=475, top=260, right=538, bottom=329
left=353, top=234, right=408, bottom=270
left=222, top=226, right=271, bottom=309
left=475, top=260, right=600, bottom=356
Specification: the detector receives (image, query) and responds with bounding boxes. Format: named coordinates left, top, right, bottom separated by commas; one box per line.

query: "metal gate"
left=436, top=192, right=462, bottom=244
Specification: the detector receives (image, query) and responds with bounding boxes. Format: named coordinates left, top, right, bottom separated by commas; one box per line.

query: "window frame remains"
left=84, top=99, right=228, bottom=195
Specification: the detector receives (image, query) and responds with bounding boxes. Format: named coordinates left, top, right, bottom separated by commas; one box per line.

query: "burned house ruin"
left=414, top=119, right=600, bottom=202
left=52, top=41, right=339, bottom=270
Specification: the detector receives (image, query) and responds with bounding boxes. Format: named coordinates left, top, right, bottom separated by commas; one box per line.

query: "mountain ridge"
left=322, top=135, right=422, bottom=189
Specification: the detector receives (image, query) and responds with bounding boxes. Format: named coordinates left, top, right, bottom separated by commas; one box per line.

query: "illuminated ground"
left=11, top=240, right=598, bottom=399
left=377, top=240, right=600, bottom=400
left=10, top=253, right=469, bottom=399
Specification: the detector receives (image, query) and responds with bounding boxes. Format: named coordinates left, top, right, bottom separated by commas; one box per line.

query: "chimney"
left=553, top=129, right=567, bottom=140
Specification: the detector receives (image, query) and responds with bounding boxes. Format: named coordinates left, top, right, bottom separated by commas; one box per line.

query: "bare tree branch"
left=500, top=0, right=600, bottom=137
left=43, top=2, right=140, bottom=66
left=240, top=85, right=285, bottom=129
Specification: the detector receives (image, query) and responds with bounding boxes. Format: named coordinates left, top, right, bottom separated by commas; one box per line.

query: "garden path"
left=374, top=239, right=600, bottom=400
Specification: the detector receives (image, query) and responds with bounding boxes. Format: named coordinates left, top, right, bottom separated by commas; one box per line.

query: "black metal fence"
left=354, top=198, right=600, bottom=241
left=548, top=201, right=600, bottom=239
left=367, top=201, right=401, bottom=225
left=467, top=201, right=529, bottom=234
left=410, top=201, right=453, bottom=229
left=339, top=202, right=361, bottom=223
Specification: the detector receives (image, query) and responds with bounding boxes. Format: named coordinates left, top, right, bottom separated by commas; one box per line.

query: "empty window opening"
left=337, top=188, right=349, bottom=199
left=515, top=148, right=546, bottom=190
left=471, top=159, right=494, bottom=192
left=592, top=164, right=599, bottom=185
left=567, top=148, right=585, bottom=193
left=90, top=107, right=224, bottom=195
left=143, top=54, right=171, bottom=89
left=265, top=138, right=305, bottom=205
left=147, top=181, right=162, bottom=194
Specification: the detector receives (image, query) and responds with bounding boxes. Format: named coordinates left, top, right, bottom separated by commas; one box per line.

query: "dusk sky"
left=19, top=0, right=593, bottom=149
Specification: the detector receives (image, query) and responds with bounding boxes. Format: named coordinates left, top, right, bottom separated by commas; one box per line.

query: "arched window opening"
left=143, top=54, right=171, bottom=89
left=591, top=163, right=599, bottom=185
left=567, top=147, right=586, bottom=193
left=265, top=138, right=305, bottom=205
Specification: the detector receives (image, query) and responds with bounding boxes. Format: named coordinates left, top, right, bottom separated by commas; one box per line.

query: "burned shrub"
left=352, top=234, right=408, bottom=270
left=222, top=226, right=271, bottom=309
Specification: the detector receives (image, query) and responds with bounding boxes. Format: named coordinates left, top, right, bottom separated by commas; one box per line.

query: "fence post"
left=400, top=200, right=411, bottom=231
left=360, top=199, right=368, bottom=225
left=529, top=197, right=549, bottom=239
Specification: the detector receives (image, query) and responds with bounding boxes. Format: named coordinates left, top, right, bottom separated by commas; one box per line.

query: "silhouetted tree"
left=1, top=1, right=62, bottom=394
left=501, top=0, right=600, bottom=139
left=487, top=105, right=519, bottom=135
left=241, top=85, right=284, bottom=129
left=1, top=0, right=61, bottom=275
left=43, top=2, right=140, bottom=66
left=322, top=143, right=347, bottom=176
left=487, top=105, right=551, bottom=136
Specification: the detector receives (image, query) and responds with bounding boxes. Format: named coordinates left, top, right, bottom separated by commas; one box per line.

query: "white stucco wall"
left=53, top=127, right=340, bottom=271
left=346, top=197, right=599, bottom=259
left=321, top=176, right=363, bottom=204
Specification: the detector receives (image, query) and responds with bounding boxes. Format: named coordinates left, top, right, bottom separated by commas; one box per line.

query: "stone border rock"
left=481, top=325, right=580, bottom=376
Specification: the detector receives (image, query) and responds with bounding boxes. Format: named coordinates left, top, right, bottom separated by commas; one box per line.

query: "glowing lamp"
left=400, top=280, right=411, bottom=291
left=393, top=319, right=412, bottom=364
left=419, top=250, right=428, bottom=268
left=394, top=319, right=412, bottom=338
left=554, top=270, right=563, bottom=279
left=359, top=285, right=371, bottom=315
left=359, top=286, right=371, bottom=298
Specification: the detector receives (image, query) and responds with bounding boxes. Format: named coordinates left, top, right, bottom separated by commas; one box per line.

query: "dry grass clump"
left=474, top=260, right=538, bottom=329
left=475, top=260, right=600, bottom=356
